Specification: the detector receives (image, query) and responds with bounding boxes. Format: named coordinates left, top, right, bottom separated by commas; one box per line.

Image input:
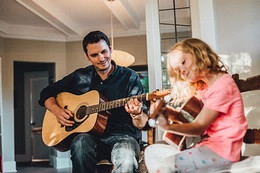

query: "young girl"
left=145, top=38, right=248, bottom=173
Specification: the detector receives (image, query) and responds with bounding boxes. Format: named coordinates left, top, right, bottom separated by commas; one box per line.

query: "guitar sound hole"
left=76, top=105, right=88, bottom=120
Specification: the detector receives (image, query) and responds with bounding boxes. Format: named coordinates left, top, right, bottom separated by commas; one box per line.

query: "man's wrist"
left=132, top=110, right=143, bottom=120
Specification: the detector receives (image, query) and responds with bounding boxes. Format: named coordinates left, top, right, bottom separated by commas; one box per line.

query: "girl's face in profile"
left=169, top=50, right=200, bottom=82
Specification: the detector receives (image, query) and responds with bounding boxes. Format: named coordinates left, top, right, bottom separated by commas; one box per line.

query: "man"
left=38, top=30, right=148, bottom=173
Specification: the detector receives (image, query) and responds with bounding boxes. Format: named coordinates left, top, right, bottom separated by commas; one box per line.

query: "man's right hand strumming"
left=44, top=97, right=74, bottom=126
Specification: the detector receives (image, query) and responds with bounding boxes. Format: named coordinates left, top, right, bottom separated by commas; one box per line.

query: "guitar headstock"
left=146, top=89, right=172, bottom=101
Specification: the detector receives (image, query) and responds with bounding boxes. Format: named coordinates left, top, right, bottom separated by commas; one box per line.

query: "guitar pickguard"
left=65, top=116, right=88, bottom=132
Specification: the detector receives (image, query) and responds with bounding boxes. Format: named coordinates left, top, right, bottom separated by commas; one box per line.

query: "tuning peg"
left=148, top=119, right=159, bottom=128
left=164, top=95, right=171, bottom=103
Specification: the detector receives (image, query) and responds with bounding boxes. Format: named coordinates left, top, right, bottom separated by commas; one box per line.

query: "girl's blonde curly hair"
left=167, top=38, right=228, bottom=104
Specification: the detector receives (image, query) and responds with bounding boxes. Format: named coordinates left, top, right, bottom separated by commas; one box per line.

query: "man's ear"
left=110, top=46, right=113, bottom=53
left=85, top=53, right=90, bottom=61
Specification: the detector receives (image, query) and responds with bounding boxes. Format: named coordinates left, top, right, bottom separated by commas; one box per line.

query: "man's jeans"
left=70, top=133, right=140, bottom=173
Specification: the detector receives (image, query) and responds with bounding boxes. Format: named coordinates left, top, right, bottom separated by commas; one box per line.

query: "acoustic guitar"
left=149, top=96, right=203, bottom=151
left=42, top=89, right=171, bottom=152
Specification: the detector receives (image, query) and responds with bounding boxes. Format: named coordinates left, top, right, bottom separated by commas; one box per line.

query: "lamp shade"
left=111, top=50, right=135, bottom=67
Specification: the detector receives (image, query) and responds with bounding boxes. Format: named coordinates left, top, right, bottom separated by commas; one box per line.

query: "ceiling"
left=0, top=0, right=190, bottom=42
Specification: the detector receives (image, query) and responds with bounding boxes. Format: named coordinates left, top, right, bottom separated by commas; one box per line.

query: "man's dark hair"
left=82, top=30, right=111, bottom=56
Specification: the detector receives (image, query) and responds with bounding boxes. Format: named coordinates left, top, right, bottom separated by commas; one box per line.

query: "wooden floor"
left=15, top=167, right=72, bottom=173
left=9, top=162, right=72, bottom=173
left=9, top=161, right=148, bottom=173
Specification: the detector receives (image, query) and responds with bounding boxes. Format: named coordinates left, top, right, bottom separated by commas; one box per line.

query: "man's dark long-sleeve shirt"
left=38, top=61, right=147, bottom=141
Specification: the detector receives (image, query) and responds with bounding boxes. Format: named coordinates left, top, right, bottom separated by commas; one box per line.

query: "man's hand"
left=45, top=97, right=74, bottom=126
left=125, top=98, right=143, bottom=119
left=52, top=106, right=74, bottom=126
left=125, top=98, right=148, bottom=129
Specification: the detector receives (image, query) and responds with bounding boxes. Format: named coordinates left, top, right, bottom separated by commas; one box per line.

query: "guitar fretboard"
left=85, top=94, right=147, bottom=114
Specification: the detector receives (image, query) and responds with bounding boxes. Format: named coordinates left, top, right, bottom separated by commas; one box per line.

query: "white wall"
left=214, top=0, right=260, bottom=76
left=0, top=57, right=3, bottom=170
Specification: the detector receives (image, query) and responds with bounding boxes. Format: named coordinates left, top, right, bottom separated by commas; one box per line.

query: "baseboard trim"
left=51, top=156, right=72, bottom=169
left=2, top=161, right=16, bottom=173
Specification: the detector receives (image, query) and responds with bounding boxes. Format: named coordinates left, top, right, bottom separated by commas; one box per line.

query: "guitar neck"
left=86, top=94, right=147, bottom=114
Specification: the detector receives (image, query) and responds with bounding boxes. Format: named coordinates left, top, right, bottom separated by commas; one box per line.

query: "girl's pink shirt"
left=197, top=73, right=248, bottom=162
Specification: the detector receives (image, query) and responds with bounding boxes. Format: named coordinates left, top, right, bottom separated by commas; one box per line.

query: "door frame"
left=23, top=71, right=49, bottom=161
left=14, top=61, right=55, bottom=162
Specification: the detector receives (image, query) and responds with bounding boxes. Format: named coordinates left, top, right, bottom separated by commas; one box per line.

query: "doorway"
left=14, top=61, right=55, bottom=163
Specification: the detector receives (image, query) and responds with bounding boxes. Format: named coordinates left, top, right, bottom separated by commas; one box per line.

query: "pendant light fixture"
left=107, top=0, right=135, bottom=67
